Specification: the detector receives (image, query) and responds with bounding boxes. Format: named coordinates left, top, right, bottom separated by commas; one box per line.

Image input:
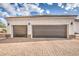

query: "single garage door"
left=32, top=25, right=67, bottom=38
left=13, top=25, right=27, bottom=37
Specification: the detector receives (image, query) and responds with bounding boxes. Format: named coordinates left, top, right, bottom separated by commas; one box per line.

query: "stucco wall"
left=74, top=22, right=79, bottom=33
left=30, top=17, right=74, bottom=36
left=7, top=18, right=28, bottom=25
left=6, top=16, right=75, bottom=38
left=7, top=17, right=29, bottom=38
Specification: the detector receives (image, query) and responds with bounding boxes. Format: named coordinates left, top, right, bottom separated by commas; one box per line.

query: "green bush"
left=0, top=22, right=6, bottom=28
left=2, top=28, right=7, bottom=33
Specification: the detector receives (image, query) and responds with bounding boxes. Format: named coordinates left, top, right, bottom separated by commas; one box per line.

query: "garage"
left=32, top=25, right=67, bottom=38
left=13, top=25, right=27, bottom=37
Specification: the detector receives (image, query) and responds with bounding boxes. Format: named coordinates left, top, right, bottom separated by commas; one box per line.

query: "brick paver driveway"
left=0, top=38, right=79, bottom=56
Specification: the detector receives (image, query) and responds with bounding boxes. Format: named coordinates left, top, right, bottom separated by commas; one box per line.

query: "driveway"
left=0, top=38, right=79, bottom=56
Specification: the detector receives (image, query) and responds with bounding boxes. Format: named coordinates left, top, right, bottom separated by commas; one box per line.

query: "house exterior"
left=74, top=16, right=79, bottom=34
left=6, top=15, right=77, bottom=39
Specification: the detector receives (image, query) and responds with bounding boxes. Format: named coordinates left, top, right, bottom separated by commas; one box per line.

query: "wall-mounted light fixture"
left=28, top=22, right=30, bottom=25
left=8, top=23, right=10, bottom=26
left=71, top=22, right=73, bottom=25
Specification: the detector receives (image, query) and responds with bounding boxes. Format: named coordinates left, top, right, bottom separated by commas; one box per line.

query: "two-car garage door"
left=32, top=25, right=67, bottom=38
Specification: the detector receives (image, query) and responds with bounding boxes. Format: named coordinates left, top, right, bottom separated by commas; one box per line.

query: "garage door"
left=13, top=25, right=27, bottom=37
left=32, top=25, right=67, bottom=38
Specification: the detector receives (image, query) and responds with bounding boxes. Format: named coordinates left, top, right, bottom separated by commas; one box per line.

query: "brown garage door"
left=13, top=25, right=27, bottom=37
left=32, top=25, right=67, bottom=38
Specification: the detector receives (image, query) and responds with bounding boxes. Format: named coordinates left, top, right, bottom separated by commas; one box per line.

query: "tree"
left=0, top=21, right=6, bottom=28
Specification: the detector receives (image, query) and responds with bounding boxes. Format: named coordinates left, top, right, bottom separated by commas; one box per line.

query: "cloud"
left=16, top=4, right=30, bottom=16
left=11, top=3, right=44, bottom=16
left=58, top=3, right=79, bottom=10
left=65, top=3, right=79, bottom=10
left=34, top=3, right=40, bottom=6
left=0, top=3, right=43, bottom=16
left=0, top=11, right=10, bottom=17
left=46, top=10, right=50, bottom=14
left=0, top=3, right=17, bottom=16
left=1, top=12, right=10, bottom=17
left=65, top=4, right=74, bottom=10
left=47, top=3, right=53, bottom=5
left=0, top=3, right=50, bottom=16
left=25, top=3, right=45, bottom=14
left=64, top=11, right=68, bottom=14
left=0, top=17, right=7, bottom=26
left=58, top=3, right=62, bottom=7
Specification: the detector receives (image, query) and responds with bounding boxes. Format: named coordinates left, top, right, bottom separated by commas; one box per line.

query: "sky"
left=0, top=3, right=79, bottom=25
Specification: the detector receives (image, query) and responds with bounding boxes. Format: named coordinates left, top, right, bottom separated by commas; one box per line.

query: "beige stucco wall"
left=30, top=17, right=75, bottom=37
left=7, top=17, right=29, bottom=38
left=7, top=18, right=28, bottom=25
left=74, top=22, right=79, bottom=33
left=6, top=16, right=75, bottom=38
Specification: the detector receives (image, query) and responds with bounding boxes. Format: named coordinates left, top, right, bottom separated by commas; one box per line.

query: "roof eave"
left=5, top=15, right=77, bottom=19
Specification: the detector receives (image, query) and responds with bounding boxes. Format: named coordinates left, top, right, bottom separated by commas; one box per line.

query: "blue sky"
left=0, top=3, right=79, bottom=17
left=0, top=3, right=79, bottom=24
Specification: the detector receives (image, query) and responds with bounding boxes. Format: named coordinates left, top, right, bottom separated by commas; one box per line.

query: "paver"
left=0, top=38, right=79, bottom=56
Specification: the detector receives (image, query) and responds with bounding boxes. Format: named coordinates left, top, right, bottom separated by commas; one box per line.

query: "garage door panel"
left=32, top=25, right=67, bottom=38
left=33, top=35, right=66, bottom=38
left=13, top=25, right=27, bottom=37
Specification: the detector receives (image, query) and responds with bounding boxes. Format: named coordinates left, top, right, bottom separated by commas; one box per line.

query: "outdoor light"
left=8, top=23, right=10, bottom=26
left=71, top=22, right=73, bottom=25
left=28, top=20, right=31, bottom=25
left=28, top=22, right=30, bottom=25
